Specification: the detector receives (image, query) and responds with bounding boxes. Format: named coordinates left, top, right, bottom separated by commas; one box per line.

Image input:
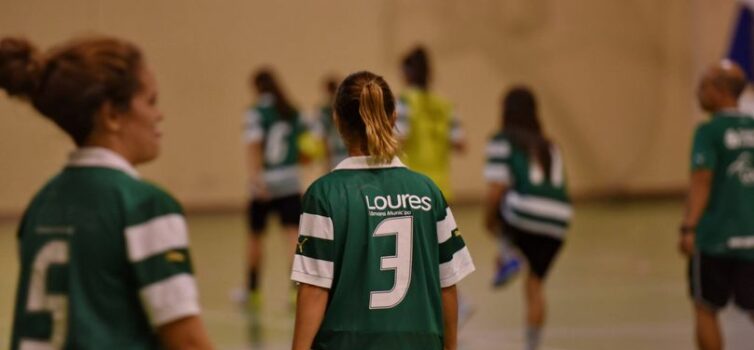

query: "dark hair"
left=252, top=68, right=295, bottom=120
left=502, top=86, right=553, bottom=181
left=324, top=76, right=339, bottom=96
left=334, top=71, right=399, bottom=164
left=402, top=46, right=430, bottom=89
left=716, top=69, right=747, bottom=98
left=0, top=36, right=144, bottom=146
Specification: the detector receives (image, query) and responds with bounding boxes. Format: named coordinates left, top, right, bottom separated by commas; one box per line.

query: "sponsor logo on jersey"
left=725, top=128, right=754, bottom=149
left=365, top=194, right=432, bottom=212
left=297, top=237, right=308, bottom=254
left=727, top=152, right=754, bottom=184
left=165, top=250, right=186, bottom=263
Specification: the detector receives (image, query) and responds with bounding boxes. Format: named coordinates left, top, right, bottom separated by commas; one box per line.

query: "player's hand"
left=678, top=232, right=695, bottom=257
left=251, top=179, right=270, bottom=201
left=484, top=212, right=500, bottom=235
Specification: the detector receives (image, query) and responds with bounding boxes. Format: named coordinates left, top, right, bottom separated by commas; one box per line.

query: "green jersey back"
left=11, top=148, right=200, bottom=350
left=244, top=94, right=307, bottom=198
left=290, top=156, right=475, bottom=350
left=485, top=132, right=572, bottom=239
left=691, top=111, right=754, bottom=260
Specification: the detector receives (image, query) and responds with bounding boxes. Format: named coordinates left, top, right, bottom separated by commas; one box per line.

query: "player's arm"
left=246, top=141, right=269, bottom=199
left=291, top=283, right=329, bottom=350
left=679, top=169, right=713, bottom=256
left=441, top=285, right=459, bottom=350
left=158, top=315, right=213, bottom=350
left=449, top=113, right=466, bottom=153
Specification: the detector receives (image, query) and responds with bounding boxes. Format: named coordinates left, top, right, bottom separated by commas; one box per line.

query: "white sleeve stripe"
left=140, top=273, right=200, bottom=327
left=244, top=129, right=263, bottom=143
left=437, top=208, right=457, bottom=244
left=439, top=246, right=475, bottom=288
left=484, top=164, right=511, bottom=183
left=18, top=339, right=53, bottom=350
left=291, top=271, right=332, bottom=289
left=126, top=214, right=189, bottom=262
left=486, top=141, right=511, bottom=158
left=299, top=213, right=334, bottom=240
left=291, top=255, right=334, bottom=287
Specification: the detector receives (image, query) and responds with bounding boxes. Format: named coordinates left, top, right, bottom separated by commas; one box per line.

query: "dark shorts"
left=247, top=194, right=302, bottom=233
left=504, top=222, right=563, bottom=279
left=688, top=253, right=754, bottom=311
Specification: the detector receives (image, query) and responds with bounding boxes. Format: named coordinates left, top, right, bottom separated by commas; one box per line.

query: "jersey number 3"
left=369, top=216, right=413, bottom=309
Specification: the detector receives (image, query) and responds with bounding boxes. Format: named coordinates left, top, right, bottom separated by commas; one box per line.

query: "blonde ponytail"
left=359, top=80, right=399, bottom=164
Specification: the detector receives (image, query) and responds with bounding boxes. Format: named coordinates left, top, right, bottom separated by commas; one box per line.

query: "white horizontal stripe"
left=437, top=208, right=458, bottom=243
left=19, top=340, right=53, bottom=350
left=263, top=165, right=300, bottom=182
left=484, top=164, right=512, bottom=183
left=140, top=273, right=201, bottom=327
left=729, top=236, right=754, bottom=249
left=503, top=208, right=567, bottom=239
left=299, top=213, right=334, bottom=240
left=506, top=191, right=572, bottom=221
left=291, top=271, right=333, bottom=289
left=126, top=214, right=189, bottom=262
left=439, top=246, right=476, bottom=288
left=244, top=128, right=263, bottom=143
left=486, top=141, right=511, bottom=158
left=291, top=255, right=334, bottom=288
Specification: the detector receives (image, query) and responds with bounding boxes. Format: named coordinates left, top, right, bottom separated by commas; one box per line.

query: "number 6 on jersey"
left=369, top=216, right=413, bottom=309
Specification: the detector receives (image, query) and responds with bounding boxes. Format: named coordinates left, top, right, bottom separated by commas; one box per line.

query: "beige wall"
left=0, top=0, right=741, bottom=214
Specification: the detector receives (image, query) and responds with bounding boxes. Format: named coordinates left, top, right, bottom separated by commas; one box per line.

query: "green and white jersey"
left=11, top=148, right=200, bottom=350
left=312, top=104, right=348, bottom=169
left=485, top=132, right=572, bottom=240
left=691, top=110, right=754, bottom=260
left=290, top=156, right=475, bottom=349
left=244, top=93, right=307, bottom=198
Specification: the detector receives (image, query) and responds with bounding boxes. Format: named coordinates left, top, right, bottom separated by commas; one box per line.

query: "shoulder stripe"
left=486, top=140, right=511, bottom=158
left=439, top=246, right=475, bottom=287
left=299, top=213, right=334, bottom=240
left=140, top=273, right=200, bottom=327
left=484, top=164, right=512, bottom=183
left=126, top=214, right=189, bottom=262
left=291, top=254, right=334, bottom=289
left=437, top=207, right=458, bottom=244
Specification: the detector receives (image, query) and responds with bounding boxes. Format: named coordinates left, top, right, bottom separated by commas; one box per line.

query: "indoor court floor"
left=1, top=199, right=752, bottom=349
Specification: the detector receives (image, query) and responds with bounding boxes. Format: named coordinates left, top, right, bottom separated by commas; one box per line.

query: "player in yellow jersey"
left=396, top=46, right=465, bottom=201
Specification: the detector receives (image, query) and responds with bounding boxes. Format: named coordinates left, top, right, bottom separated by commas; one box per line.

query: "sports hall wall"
left=0, top=0, right=739, bottom=214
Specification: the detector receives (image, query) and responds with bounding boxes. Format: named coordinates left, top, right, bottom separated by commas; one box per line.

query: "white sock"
left=526, top=326, right=542, bottom=350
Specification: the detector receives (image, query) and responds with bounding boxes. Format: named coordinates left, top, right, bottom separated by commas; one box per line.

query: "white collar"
left=333, top=156, right=406, bottom=170
left=67, top=147, right=140, bottom=178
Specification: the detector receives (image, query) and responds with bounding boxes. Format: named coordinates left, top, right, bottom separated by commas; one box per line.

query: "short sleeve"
left=435, top=194, right=475, bottom=288
left=125, top=190, right=200, bottom=327
left=484, top=137, right=513, bottom=184
left=450, top=112, right=465, bottom=143
left=244, top=108, right=264, bottom=143
left=691, top=124, right=716, bottom=171
left=291, top=184, right=335, bottom=289
left=395, top=99, right=410, bottom=138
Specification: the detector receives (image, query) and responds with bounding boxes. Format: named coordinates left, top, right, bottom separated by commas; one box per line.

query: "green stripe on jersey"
left=296, top=236, right=334, bottom=262
left=132, top=248, right=194, bottom=288
left=439, top=233, right=466, bottom=264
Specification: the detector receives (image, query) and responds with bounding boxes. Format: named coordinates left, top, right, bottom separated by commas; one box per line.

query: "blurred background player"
left=679, top=60, right=754, bottom=350
left=290, top=71, right=475, bottom=350
left=243, top=68, right=308, bottom=315
left=484, top=86, right=572, bottom=350
left=312, top=75, right=348, bottom=171
left=396, top=46, right=465, bottom=201
left=0, top=36, right=212, bottom=349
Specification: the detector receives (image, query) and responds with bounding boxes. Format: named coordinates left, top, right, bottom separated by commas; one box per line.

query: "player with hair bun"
left=1, top=36, right=212, bottom=349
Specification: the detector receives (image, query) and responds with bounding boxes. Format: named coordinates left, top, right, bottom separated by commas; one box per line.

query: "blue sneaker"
left=492, top=257, right=521, bottom=288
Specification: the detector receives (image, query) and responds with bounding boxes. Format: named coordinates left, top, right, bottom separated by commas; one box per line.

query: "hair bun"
left=0, top=37, right=42, bottom=98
